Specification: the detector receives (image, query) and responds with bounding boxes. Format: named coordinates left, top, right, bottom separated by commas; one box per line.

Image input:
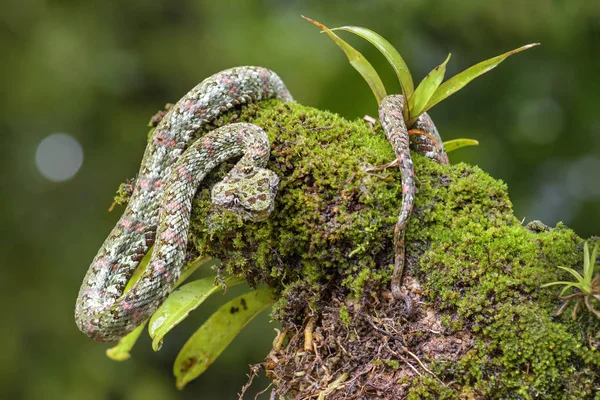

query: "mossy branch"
left=185, top=100, right=600, bottom=399
left=117, top=99, right=599, bottom=398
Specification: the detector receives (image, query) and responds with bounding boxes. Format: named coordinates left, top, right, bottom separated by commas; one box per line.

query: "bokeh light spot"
left=35, top=133, right=83, bottom=182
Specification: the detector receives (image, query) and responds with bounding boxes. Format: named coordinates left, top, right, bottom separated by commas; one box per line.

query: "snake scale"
left=75, top=66, right=447, bottom=342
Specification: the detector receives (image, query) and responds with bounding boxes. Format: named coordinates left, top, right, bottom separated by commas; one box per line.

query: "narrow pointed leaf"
left=583, top=242, right=593, bottom=283
left=124, top=249, right=212, bottom=295
left=559, top=284, right=576, bottom=297
left=106, top=323, right=146, bottom=361
left=103, top=234, right=215, bottom=362
left=424, top=43, right=540, bottom=114
left=556, top=266, right=585, bottom=285
left=174, top=288, right=274, bottom=389
left=591, top=243, right=599, bottom=275
left=407, top=54, right=451, bottom=126
left=541, top=281, right=578, bottom=288
left=149, top=275, right=245, bottom=351
left=107, top=254, right=215, bottom=358
left=123, top=246, right=154, bottom=293
left=303, top=16, right=386, bottom=104
left=443, top=138, right=479, bottom=153
left=104, top=248, right=153, bottom=361
left=330, top=26, right=414, bottom=101
left=178, top=256, right=216, bottom=286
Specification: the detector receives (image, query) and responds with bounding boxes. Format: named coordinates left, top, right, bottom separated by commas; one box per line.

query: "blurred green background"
left=2, top=0, right=599, bottom=399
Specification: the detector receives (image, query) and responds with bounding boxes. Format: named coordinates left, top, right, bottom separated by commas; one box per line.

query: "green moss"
left=183, top=99, right=599, bottom=397
left=406, top=375, right=459, bottom=399
left=189, top=100, right=402, bottom=292
left=373, top=359, right=401, bottom=369
left=339, top=305, right=350, bottom=327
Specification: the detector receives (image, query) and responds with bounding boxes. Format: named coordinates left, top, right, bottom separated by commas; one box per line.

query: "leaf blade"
left=330, top=26, right=414, bottom=101
left=106, top=322, right=146, bottom=361
left=149, top=275, right=245, bottom=351
left=407, top=54, right=451, bottom=126
left=424, top=43, right=540, bottom=114
left=443, top=138, right=480, bottom=153
left=556, top=266, right=585, bottom=286
left=541, top=281, right=578, bottom=288
left=303, top=16, right=387, bottom=104
left=173, top=288, right=274, bottom=389
left=591, top=243, right=599, bottom=275
left=583, top=242, right=593, bottom=284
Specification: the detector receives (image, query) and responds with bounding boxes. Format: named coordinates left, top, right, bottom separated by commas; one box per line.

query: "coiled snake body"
left=75, top=66, right=446, bottom=342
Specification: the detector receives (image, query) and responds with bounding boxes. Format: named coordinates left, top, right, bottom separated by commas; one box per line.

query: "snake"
left=74, top=66, right=447, bottom=342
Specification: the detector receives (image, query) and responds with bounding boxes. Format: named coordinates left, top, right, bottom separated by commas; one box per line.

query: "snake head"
left=211, top=167, right=280, bottom=222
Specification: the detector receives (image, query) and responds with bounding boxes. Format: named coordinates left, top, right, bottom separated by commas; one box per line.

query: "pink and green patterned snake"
left=75, top=66, right=447, bottom=342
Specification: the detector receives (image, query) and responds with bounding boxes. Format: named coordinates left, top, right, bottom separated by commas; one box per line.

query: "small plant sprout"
left=542, top=242, right=600, bottom=319
left=303, top=16, right=539, bottom=153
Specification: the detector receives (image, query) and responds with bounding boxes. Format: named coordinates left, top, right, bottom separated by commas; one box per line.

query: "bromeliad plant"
left=303, top=16, right=539, bottom=153
left=542, top=241, right=600, bottom=319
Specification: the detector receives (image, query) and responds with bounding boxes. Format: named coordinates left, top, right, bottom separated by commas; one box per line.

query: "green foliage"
left=424, top=43, right=538, bottom=119
left=105, top=323, right=145, bottom=361
left=173, top=289, right=273, bottom=389
left=443, top=138, right=480, bottom=153
left=339, top=304, right=350, bottom=326
left=407, top=53, right=451, bottom=125
left=475, top=304, right=580, bottom=397
left=327, top=25, right=414, bottom=112
left=542, top=241, right=600, bottom=319
left=302, top=16, right=386, bottom=103
left=406, top=375, right=457, bottom=399
left=148, top=275, right=245, bottom=351
left=105, top=254, right=259, bottom=388
left=399, top=154, right=599, bottom=396
left=305, top=16, right=538, bottom=127
left=106, top=246, right=157, bottom=361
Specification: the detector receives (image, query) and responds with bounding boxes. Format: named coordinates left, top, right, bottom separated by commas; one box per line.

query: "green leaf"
left=176, top=256, right=217, bottom=288
left=541, top=281, right=579, bottom=298
left=303, top=16, right=387, bottom=104
left=106, top=323, right=146, bottom=361
left=591, top=243, right=599, bottom=275
left=329, top=26, right=414, bottom=103
left=123, top=246, right=154, bottom=293
left=106, top=254, right=215, bottom=359
left=443, top=138, right=479, bottom=153
left=559, top=284, right=577, bottom=298
left=407, top=54, right=451, bottom=126
left=105, top=248, right=154, bottom=361
left=583, top=242, right=593, bottom=284
left=125, top=249, right=212, bottom=294
left=556, top=266, right=585, bottom=286
left=424, top=43, right=540, bottom=114
left=149, top=275, right=245, bottom=351
left=541, top=281, right=578, bottom=288
left=174, top=288, right=274, bottom=389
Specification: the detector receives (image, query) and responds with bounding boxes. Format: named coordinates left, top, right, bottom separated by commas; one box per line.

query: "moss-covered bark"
left=178, top=100, right=598, bottom=398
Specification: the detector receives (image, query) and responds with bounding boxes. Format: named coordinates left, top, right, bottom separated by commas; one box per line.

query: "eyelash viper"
left=74, top=66, right=447, bottom=342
